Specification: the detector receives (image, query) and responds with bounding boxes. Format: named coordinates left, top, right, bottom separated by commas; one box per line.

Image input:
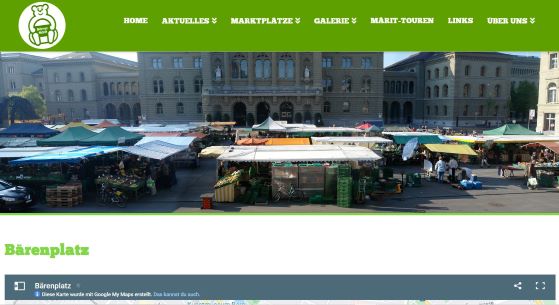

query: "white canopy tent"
left=251, top=117, right=287, bottom=131
left=217, top=145, right=382, bottom=163
left=285, top=127, right=366, bottom=134
left=122, top=141, right=186, bottom=160
left=311, top=136, right=393, bottom=145
left=135, top=136, right=197, bottom=148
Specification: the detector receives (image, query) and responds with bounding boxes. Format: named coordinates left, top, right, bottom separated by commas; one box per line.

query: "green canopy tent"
left=392, top=135, right=442, bottom=145
left=36, top=126, right=97, bottom=146
left=78, top=126, right=143, bottom=146
left=482, top=124, right=541, bottom=135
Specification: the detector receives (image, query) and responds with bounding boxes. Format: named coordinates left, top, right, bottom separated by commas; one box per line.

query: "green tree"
left=10, top=85, right=46, bottom=118
left=509, top=81, right=538, bottom=121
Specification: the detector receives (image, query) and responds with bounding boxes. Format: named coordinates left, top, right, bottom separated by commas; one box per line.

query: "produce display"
left=214, top=170, right=242, bottom=189
left=95, top=174, right=145, bottom=191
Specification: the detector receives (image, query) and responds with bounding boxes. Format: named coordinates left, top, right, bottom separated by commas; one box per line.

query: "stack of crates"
left=336, top=164, right=352, bottom=208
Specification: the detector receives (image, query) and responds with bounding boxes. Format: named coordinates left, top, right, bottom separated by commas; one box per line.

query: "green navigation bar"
left=1, top=0, right=557, bottom=51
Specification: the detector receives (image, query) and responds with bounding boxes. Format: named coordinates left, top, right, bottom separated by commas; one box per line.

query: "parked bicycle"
left=97, top=183, right=127, bottom=208
left=273, top=184, right=305, bottom=202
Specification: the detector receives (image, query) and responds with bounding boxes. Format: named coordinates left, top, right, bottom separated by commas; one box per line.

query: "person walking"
left=435, top=156, right=447, bottom=183
left=479, top=148, right=490, bottom=168
left=448, top=157, right=458, bottom=183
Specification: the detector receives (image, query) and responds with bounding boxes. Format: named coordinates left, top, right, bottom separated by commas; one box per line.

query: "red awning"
left=356, top=123, right=372, bottom=130
left=538, top=142, right=559, bottom=155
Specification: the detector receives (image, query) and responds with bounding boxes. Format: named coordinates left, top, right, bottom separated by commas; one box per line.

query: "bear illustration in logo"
left=28, top=4, right=58, bottom=46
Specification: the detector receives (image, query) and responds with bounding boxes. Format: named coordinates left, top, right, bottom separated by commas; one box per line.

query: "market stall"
left=213, top=145, right=390, bottom=207
left=311, top=136, right=392, bottom=148
left=0, top=123, right=59, bottom=138
left=36, top=127, right=96, bottom=146
left=78, top=126, right=143, bottom=146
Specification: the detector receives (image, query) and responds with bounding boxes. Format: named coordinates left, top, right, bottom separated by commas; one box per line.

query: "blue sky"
left=8, top=51, right=541, bottom=68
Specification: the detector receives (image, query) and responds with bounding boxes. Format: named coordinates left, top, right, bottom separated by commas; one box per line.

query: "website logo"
left=18, top=2, right=65, bottom=49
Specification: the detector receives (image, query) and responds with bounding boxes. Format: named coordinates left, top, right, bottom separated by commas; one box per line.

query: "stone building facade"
left=536, top=52, right=559, bottom=135
left=0, top=53, right=44, bottom=96
left=41, top=52, right=139, bottom=123
left=138, top=52, right=383, bottom=126
left=385, top=52, right=539, bottom=128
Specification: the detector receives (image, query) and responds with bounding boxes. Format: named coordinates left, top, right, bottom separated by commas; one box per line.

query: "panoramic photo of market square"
left=0, top=51, right=558, bottom=212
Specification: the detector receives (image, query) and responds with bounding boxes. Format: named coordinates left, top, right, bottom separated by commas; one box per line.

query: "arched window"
left=322, top=77, right=333, bottom=92
left=80, top=72, right=85, bottom=82
left=124, top=82, right=130, bottom=95
left=362, top=77, right=372, bottom=92
left=434, top=105, right=439, bottom=115
left=443, top=105, right=448, bottom=116
left=110, top=82, right=116, bottom=95
left=390, top=81, right=395, bottom=93
left=197, top=102, right=203, bottom=114
left=426, top=106, right=430, bottom=115
left=343, top=101, right=350, bottom=113
left=463, top=84, right=471, bottom=97
left=444, top=66, right=449, bottom=77
left=548, top=83, right=557, bottom=103
left=156, top=103, right=163, bottom=114
left=465, top=65, right=470, bottom=76
left=66, top=72, right=72, bottom=82
left=176, top=102, right=184, bottom=114
left=194, top=77, right=203, bottom=93
left=426, top=86, right=431, bottom=98
left=117, top=82, right=123, bottom=95
left=427, top=70, right=431, bottom=80
left=54, top=73, right=60, bottom=83
left=131, top=82, right=138, bottom=96
left=342, top=76, right=352, bottom=92
left=67, top=90, right=74, bottom=102
left=443, top=84, right=449, bottom=97
left=495, top=67, right=501, bottom=77
left=434, top=85, right=440, bottom=98
left=81, top=89, right=87, bottom=101
left=278, top=54, right=294, bottom=79
left=494, top=84, right=501, bottom=97
left=409, top=81, right=414, bottom=94
left=478, top=105, right=484, bottom=116
left=55, top=90, right=61, bottom=102
left=384, top=81, right=389, bottom=94
left=103, top=82, right=109, bottom=96
left=463, top=105, right=469, bottom=116
left=494, top=105, right=499, bottom=116
left=435, top=68, right=440, bottom=79
left=396, top=81, right=401, bottom=94
left=174, top=78, right=185, bottom=93
left=255, top=54, right=271, bottom=79
left=231, top=54, right=248, bottom=79
left=323, top=101, right=331, bottom=113
left=480, top=66, right=486, bottom=76
left=479, top=84, right=486, bottom=97
left=403, top=81, right=408, bottom=94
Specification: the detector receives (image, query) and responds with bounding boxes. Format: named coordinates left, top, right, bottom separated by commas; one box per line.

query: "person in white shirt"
left=434, top=156, right=446, bottom=183
left=448, top=157, right=459, bottom=182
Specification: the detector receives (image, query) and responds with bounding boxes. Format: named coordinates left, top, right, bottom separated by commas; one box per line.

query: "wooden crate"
left=45, top=183, right=83, bottom=207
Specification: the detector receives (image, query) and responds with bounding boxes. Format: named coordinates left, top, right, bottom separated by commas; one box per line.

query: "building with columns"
left=138, top=52, right=383, bottom=126
left=536, top=52, right=559, bottom=135
left=385, top=52, right=539, bottom=128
